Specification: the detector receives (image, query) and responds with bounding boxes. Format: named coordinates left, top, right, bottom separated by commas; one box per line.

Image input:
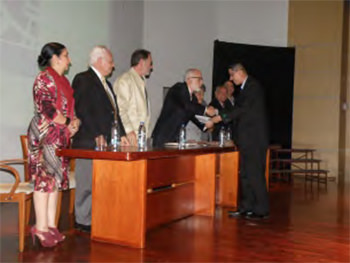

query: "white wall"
left=0, top=0, right=289, bottom=181
left=143, top=1, right=217, bottom=131
left=0, top=0, right=143, bottom=181
left=217, top=0, right=289, bottom=47
left=108, top=0, right=144, bottom=83
left=144, top=0, right=289, bottom=131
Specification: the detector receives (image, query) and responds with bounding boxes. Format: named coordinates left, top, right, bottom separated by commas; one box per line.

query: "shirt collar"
left=130, top=67, right=146, bottom=83
left=91, top=66, right=103, bottom=82
left=241, top=76, right=248, bottom=90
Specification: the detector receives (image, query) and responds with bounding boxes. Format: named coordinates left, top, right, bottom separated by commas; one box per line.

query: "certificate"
left=195, top=115, right=210, bottom=124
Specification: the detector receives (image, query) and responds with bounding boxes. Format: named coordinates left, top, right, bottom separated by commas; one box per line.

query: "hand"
left=126, top=131, right=137, bottom=146
left=120, top=136, right=130, bottom=146
left=211, top=115, right=222, bottom=124
left=205, top=120, right=214, bottom=129
left=205, top=106, right=217, bottom=117
left=72, top=117, right=81, bottom=128
left=68, top=120, right=79, bottom=137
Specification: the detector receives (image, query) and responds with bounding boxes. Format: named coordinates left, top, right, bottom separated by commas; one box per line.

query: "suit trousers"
left=238, top=146, right=269, bottom=215
left=74, top=159, right=92, bottom=226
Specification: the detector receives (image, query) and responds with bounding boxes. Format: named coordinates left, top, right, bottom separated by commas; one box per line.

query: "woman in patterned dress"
left=27, top=42, right=80, bottom=247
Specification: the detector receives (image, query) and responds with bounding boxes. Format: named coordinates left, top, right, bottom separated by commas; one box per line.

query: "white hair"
left=184, top=68, right=200, bottom=81
left=89, top=45, right=108, bottom=66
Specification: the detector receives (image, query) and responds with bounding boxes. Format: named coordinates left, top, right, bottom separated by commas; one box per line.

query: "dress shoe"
left=228, top=210, right=252, bottom=218
left=74, top=222, right=91, bottom=233
left=245, top=212, right=269, bottom=220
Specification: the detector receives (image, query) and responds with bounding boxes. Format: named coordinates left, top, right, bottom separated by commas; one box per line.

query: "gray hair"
left=215, top=85, right=227, bottom=94
left=228, top=63, right=247, bottom=74
left=184, top=68, right=200, bottom=81
left=89, top=45, right=109, bottom=66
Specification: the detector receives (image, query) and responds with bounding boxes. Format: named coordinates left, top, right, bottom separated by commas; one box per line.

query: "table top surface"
left=57, top=142, right=237, bottom=161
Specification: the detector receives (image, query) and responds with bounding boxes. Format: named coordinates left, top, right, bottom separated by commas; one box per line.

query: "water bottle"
left=138, top=121, right=146, bottom=148
left=219, top=126, right=225, bottom=147
left=110, top=120, right=120, bottom=149
left=179, top=124, right=186, bottom=147
left=226, top=127, right=232, bottom=141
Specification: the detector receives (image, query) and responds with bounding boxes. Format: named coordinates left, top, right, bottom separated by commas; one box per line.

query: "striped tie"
left=101, top=77, right=117, bottom=120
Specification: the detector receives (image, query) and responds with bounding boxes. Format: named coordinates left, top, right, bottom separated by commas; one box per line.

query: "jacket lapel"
left=88, top=68, right=114, bottom=110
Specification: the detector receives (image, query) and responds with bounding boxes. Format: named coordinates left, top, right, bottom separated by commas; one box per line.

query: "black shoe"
left=74, top=222, right=91, bottom=233
left=245, top=212, right=269, bottom=220
left=228, top=210, right=252, bottom=218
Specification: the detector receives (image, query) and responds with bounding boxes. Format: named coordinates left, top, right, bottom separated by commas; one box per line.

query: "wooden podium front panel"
left=218, top=152, right=239, bottom=207
left=146, top=183, right=194, bottom=229
left=194, top=154, right=216, bottom=216
left=147, top=156, right=195, bottom=189
left=91, top=159, right=147, bottom=248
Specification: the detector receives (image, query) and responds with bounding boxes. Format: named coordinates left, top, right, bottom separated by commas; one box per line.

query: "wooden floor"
left=1, top=179, right=349, bottom=262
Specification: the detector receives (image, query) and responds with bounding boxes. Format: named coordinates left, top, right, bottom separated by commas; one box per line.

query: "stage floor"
left=1, top=179, right=349, bottom=262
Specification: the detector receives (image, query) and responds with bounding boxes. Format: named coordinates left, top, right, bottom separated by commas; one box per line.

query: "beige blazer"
left=113, top=68, right=151, bottom=136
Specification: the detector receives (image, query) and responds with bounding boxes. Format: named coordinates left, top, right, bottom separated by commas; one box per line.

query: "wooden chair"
left=0, top=159, right=33, bottom=252
left=20, top=135, right=76, bottom=225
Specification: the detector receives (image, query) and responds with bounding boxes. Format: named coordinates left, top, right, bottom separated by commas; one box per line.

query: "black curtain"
left=212, top=40, right=295, bottom=148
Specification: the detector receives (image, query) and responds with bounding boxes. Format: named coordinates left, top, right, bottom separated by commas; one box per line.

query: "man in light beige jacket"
left=113, top=49, right=153, bottom=145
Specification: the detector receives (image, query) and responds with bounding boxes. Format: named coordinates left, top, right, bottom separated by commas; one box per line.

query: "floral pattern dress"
left=27, top=67, right=75, bottom=192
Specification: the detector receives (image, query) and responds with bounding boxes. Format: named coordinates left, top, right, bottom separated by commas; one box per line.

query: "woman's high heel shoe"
left=30, top=226, right=57, bottom=247
left=48, top=227, right=65, bottom=242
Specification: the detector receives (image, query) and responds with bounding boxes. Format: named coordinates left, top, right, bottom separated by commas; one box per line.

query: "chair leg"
left=55, top=191, right=63, bottom=226
left=69, top=189, right=75, bottom=214
left=25, top=198, right=32, bottom=225
left=18, top=194, right=26, bottom=252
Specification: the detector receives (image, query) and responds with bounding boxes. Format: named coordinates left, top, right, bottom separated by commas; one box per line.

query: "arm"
left=113, top=77, right=134, bottom=134
left=171, top=87, right=206, bottom=118
left=220, top=84, right=257, bottom=124
left=190, top=115, right=205, bottom=131
left=34, top=74, right=68, bottom=125
left=72, top=75, right=106, bottom=138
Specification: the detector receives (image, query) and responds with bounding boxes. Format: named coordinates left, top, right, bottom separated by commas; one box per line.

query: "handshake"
left=204, top=106, right=223, bottom=129
left=205, top=106, right=217, bottom=117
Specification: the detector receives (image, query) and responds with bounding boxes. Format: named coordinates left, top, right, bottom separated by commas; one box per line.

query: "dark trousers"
left=238, top=146, right=269, bottom=215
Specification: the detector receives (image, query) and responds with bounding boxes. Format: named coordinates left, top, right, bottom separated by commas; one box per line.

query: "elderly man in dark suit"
left=152, top=68, right=216, bottom=147
left=209, top=85, right=234, bottom=141
left=72, top=45, right=128, bottom=232
left=211, top=63, right=269, bottom=219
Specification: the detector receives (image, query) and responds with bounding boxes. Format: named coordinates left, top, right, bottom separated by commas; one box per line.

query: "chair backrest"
left=19, top=135, right=30, bottom=182
left=70, top=158, right=76, bottom=172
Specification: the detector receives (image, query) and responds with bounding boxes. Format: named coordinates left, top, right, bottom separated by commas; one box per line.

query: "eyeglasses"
left=189, top=76, right=203, bottom=80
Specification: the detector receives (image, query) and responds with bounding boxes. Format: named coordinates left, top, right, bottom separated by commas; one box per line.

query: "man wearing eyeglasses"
left=152, top=68, right=216, bottom=147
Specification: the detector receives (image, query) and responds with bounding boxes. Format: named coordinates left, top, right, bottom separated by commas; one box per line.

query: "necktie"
left=101, top=77, right=117, bottom=120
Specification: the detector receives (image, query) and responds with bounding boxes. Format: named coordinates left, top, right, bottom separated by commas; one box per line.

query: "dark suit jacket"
left=72, top=68, right=125, bottom=149
left=221, top=76, right=268, bottom=150
left=209, top=98, right=234, bottom=141
left=152, top=82, right=206, bottom=147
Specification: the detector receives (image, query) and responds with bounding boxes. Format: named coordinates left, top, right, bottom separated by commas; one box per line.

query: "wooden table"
left=57, top=144, right=238, bottom=248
